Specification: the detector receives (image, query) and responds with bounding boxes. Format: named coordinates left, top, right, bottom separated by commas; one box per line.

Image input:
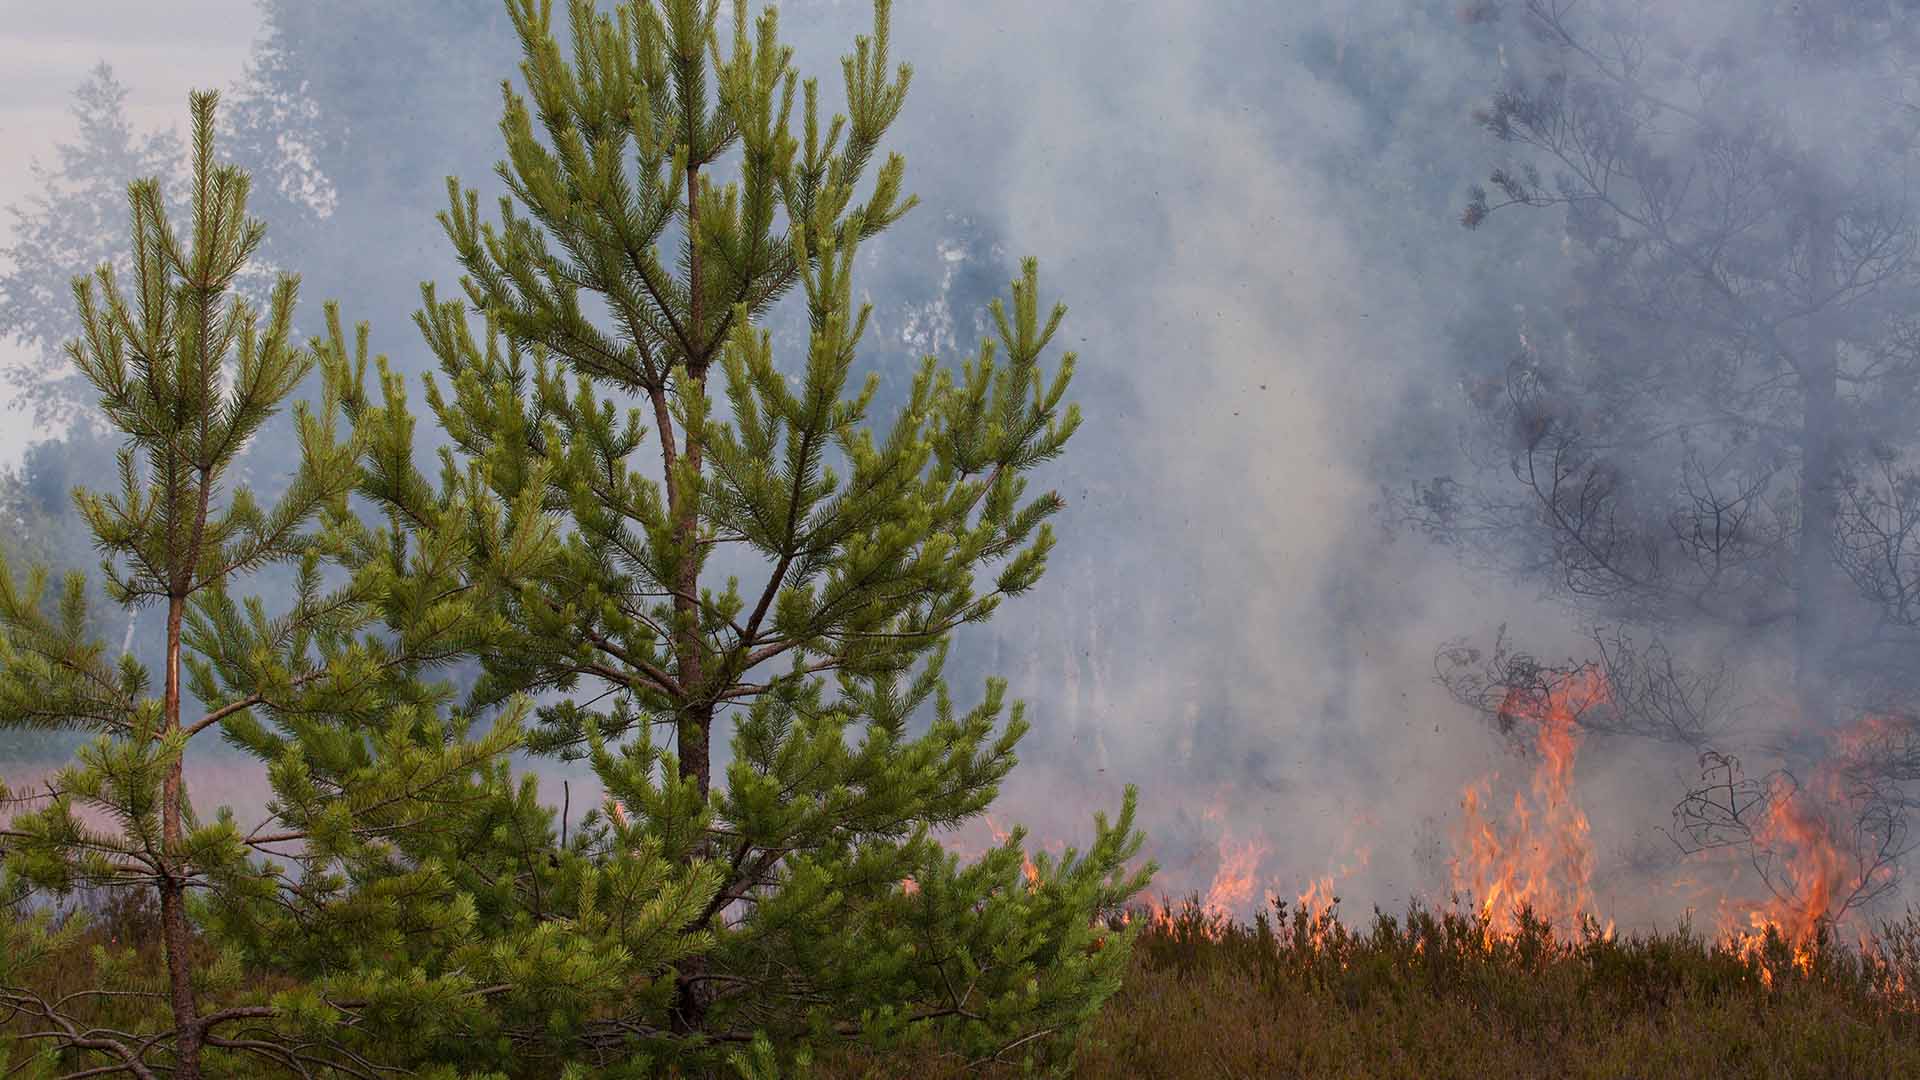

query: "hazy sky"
left=0, top=1, right=260, bottom=460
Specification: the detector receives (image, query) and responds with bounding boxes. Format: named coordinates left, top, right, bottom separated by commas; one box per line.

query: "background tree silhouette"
left=1398, top=0, right=1920, bottom=926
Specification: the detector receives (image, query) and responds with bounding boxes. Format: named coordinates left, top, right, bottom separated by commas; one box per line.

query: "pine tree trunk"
left=1795, top=204, right=1839, bottom=741
left=670, top=153, right=716, bottom=1038
left=161, top=591, right=204, bottom=1076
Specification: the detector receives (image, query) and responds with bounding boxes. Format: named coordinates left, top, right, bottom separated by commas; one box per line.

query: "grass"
left=817, top=895, right=1920, bottom=1079
left=7, top=891, right=1920, bottom=1078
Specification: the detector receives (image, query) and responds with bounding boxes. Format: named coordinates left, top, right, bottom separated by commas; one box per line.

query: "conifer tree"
left=0, top=66, right=193, bottom=774
left=0, top=91, right=532, bottom=1080
left=413, top=0, right=1155, bottom=1070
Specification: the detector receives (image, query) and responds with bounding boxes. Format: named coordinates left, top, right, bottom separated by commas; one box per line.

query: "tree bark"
left=161, top=591, right=204, bottom=1076
left=669, top=146, right=716, bottom=1038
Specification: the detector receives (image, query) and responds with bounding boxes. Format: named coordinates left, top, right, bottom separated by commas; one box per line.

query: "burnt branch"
left=1436, top=624, right=1727, bottom=748
left=1668, top=748, right=1912, bottom=925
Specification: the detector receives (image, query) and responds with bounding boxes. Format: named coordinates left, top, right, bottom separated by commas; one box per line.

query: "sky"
left=3, top=0, right=1912, bottom=938
left=0, top=0, right=261, bottom=460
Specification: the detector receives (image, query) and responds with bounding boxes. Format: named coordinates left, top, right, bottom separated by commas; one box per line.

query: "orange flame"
left=1292, top=845, right=1371, bottom=950
left=1128, top=798, right=1281, bottom=941
left=1711, top=713, right=1906, bottom=987
left=879, top=690, right=1915, bottom=1010
left=1296, top=876, right=1336, bottom=920
left=1204, top=834, right=1267, bottom=918
left=984, top=813, right=1040, bottom=887
left=1449, top=668, right=1611, bottom=942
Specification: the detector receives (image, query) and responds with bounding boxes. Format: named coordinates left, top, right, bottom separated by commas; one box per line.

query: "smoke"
left=835, top=0, right=1598, bottom=917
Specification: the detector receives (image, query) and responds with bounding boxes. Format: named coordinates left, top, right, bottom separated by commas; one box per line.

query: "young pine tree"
left=0, top=91, right=534, bottom=1080
left=411, top=0, right=1157, bottom=1070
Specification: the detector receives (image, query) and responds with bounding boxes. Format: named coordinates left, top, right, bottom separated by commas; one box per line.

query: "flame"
left=1830, top=711, right=1913, bottom=759
left=1129, top=808, right=1272, bottom=940
left=1204, top=834, right=1267, bottom=917
left=1449, top=668, right=1610, bottom=942
left=1710, top=714, right=1899, bottom=987
left=1165, top=798, right=1282, bottom=938
left=877, top=690, right=1913, bottom=1009
left=1742, top=774, right=1843, bottom=937
left=1296, top=875, right=1339, bottom=924
left=984, top=813, right=1041, bottom=887
left=1291, top=845, right=1371, bottom=952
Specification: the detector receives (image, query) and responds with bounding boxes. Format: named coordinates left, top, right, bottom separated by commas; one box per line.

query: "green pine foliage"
left=0, top=92, right=534, bottom=1079
left=405, top=0, right=1155, bottom=1071
left=3, top=2, right=1153, bottom=1077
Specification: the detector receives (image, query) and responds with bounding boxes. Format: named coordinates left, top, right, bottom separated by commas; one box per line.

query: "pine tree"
left=0, top=63, right=307, bottom=668
left=0, top=91, right=531, bottom=1080
left=0, top=67, right=192, bottom=668
left=411, top=0, right=1155, bottom=1070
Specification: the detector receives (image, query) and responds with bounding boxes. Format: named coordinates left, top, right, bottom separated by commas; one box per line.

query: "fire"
left=1723, top=773, right=1844, bottom=943
left=984, top=813, right=1041, bottom=887
left=1296, top=875, right=1339, bottom=924
left=1711, top=713, right=1906, bottom=987
left=1829, top=711, right=1914, bottom=759
left=1449, top=668, right=1611, bottom=942
left=1291, top=845, right=1371, bottom=950
left=1204, top=834, right=1267, bottom=917
left=1128, top=800, right=1280, bottom=940
left=880, top=682, right=1912, bottom=1010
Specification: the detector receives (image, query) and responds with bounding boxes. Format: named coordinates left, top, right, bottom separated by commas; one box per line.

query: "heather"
left=822, top=896, right=1920, bottom=1079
